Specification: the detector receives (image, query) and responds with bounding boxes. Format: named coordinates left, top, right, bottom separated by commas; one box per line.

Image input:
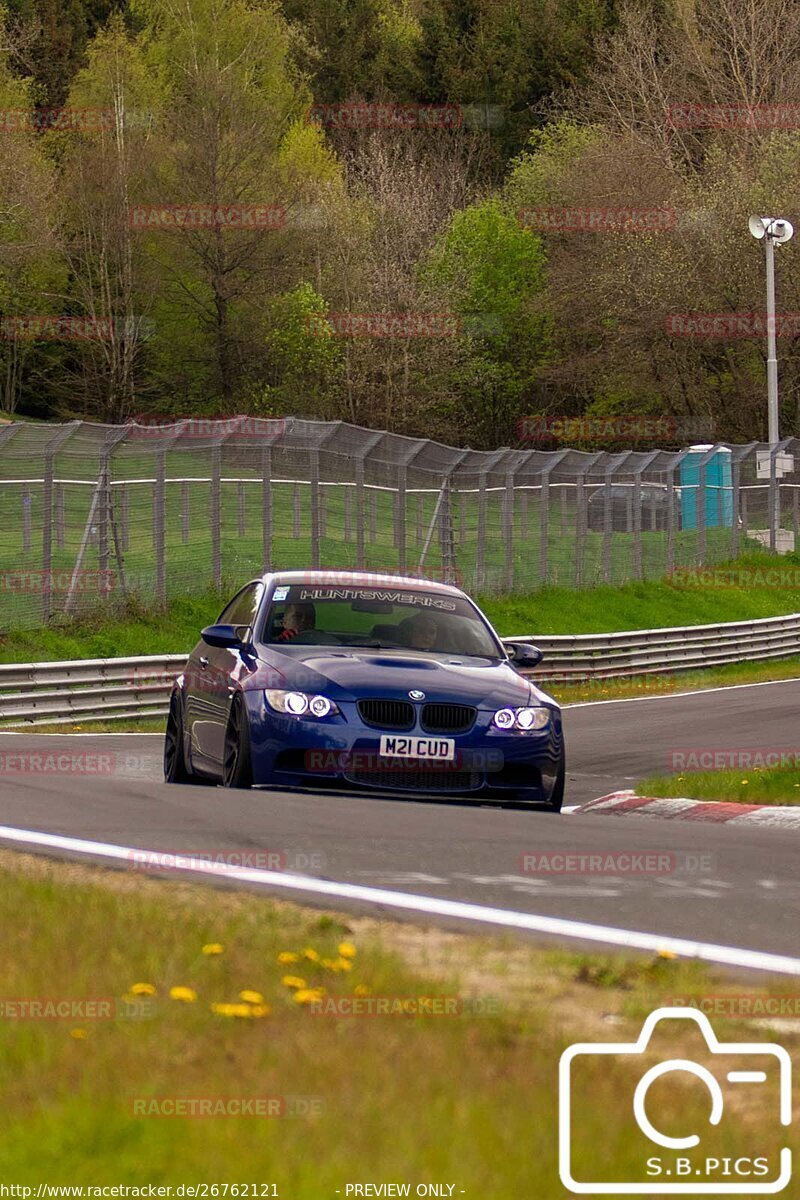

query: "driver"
left=277, top=602, right=316, bottom=642
left=404, top=612, right=438, bottom=651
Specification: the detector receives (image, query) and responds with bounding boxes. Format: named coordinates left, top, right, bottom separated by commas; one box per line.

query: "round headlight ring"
left=285, top=691, right=309, bottom=715
left=309, top=694, right=332, bottom=718
left=493, top=708, right=515, bottom=730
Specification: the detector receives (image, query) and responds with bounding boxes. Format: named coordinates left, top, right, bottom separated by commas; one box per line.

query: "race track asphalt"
left=1, top=678, right=798, bottom=963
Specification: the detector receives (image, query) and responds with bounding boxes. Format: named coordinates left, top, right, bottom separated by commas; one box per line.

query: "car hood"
left=254, top=646, right=556, bottom=709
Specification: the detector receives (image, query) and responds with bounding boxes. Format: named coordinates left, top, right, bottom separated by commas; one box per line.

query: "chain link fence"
left=0, top=417, right=798, bottom=630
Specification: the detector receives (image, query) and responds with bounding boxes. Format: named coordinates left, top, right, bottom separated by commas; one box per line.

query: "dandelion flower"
left=302, top=948, right=320, bottom=963
left=294, top=988, right=325, bottom=1005
left=70, top=1028, right=88, bottom=1039
left=129, top=982, right=156, bottom=996
left=239, top=990, right=264, bottom=1005
left=277, top=951, right=299, bottom=965
left=202, top=943, right=225, bottom=956
left=211, top=1002, right=253, bottom=1018
left=338, top=942, right=357, bottom=959
left=249, top=1004, right=271, bottom=1018
left=169, top=986, right=197, bottom=1003
left=354, top=984, right=370, bottom=997
left=657, top=949, right=678, bottom=961
left=281, top=975, right=306, bottom=990
left=334, top=957, right=353, bottom=972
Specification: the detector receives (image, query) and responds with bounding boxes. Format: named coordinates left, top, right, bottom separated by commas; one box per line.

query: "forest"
left=1, top=0, right=799, bottom=448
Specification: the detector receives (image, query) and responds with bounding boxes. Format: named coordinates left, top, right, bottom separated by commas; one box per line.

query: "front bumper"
left=243, top=691, right=563, bottom=803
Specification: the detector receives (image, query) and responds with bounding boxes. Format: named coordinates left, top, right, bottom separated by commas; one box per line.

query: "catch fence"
left=0, top=417, right=798, bottom=629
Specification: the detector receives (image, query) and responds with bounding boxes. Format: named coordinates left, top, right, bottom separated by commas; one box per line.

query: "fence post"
left=181, top=481, right=190, bottom=544
left=211, top=443, right=221, bottom=590
left=476, top=470, right=488, bottom=589
left=310, top=449, right=321, bottom=568
left=120, top=484, right=129, bottom=553
left=394, top=466, right=407, bottom=573
left=22, top=487, right=31, bottom=552
left=42, top=456, right=54, bottom=622
left=261, top=445, right=272, bottom=572
left=602, top=463, right=613, bottom=584
left=237, top=481, right=246, bottom=539
left=504, top=471, right=515, bottom=591
left=575, top=472, right=586, bottom=588
left=154, top=449, right=166, bottom=607
left=343, top=488, right=353, bottom=541
left=292, top=484, right=301, bottom=538
left=41, top=423, right=79, bottom=623
left=355, top=455, right=366, bottom=570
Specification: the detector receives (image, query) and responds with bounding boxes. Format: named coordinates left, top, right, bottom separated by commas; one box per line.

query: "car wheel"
left=547, top=748, right=565, bottom=813
left=222, top=693, right=253, bottom=789
left=164, top=692, right=193, bottom=783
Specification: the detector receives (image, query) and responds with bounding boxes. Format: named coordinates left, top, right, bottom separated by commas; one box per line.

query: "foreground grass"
left=638, top=763, right=800, bottom=806
left=0, top=851, right=796, bottom=1191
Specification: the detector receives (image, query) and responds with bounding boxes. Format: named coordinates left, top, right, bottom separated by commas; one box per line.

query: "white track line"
left=0, top=823, right=798, bottom=976
left=564, top=675, right=800, bottom=708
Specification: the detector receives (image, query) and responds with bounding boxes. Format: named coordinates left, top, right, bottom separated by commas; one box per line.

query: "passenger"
left=277, top=602, right=316, bottom=642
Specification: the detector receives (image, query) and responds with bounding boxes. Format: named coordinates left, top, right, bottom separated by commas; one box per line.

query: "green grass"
left=0, top=851, right=795, bottom=1190
left=2, top=552, right=800, bottom=663
left=637, top=763, right=800, bottom=806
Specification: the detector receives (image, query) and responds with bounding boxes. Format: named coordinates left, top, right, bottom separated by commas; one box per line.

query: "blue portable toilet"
left=680, top=445, right=733, bottom=529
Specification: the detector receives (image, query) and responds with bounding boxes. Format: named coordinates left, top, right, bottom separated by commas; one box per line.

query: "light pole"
left=748, top=215, right=794, bottom=549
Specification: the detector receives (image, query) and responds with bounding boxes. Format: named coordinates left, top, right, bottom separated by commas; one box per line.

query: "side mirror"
left=505, top=641, right=543, bottom=668
left=201, top=623, right=248, bottom=649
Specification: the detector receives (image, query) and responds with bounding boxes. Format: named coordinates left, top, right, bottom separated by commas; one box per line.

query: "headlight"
left=265, top=690, right=339, bottom=718
left=492, top=705, right=550, bottom=731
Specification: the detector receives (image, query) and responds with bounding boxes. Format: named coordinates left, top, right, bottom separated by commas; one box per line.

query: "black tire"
left=164, top=692, right=192, bottom=783
left=222, top=694, right=253, bottom=789
left=547, top=748, right=566, bottom=813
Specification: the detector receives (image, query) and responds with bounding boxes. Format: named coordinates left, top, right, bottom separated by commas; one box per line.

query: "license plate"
left=379, top=735, right=455, bottom=761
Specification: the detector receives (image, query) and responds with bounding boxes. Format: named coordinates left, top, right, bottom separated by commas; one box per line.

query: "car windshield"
left=263, top=584, right=502, bottom=658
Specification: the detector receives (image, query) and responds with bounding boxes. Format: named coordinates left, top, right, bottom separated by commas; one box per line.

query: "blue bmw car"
left=164, top=571, right=565, bottom=810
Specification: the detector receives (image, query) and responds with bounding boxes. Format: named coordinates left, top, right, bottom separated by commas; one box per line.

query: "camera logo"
left=559, top=1006, right=792, bottom=1194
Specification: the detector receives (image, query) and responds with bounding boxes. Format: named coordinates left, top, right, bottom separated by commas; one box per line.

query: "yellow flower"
left=334, top=957, right=353, bottom=972
left=657, top=949, right=678, bottom=961
left=321, top=958, right=339, bottom=971
left=277, top=951, right=299, bottom=965
left=281, top=975, right=306, bottom=990
left=302, top=948, right=320, bottom=962
left=210, top=1002, right=253, bottom=1018
left=249, top=1004, right=271, bottom=1018
left=169, top=986, right=197, bottom=1003
left=129, top=982, right=156, bottom=996
left=294, top=988, right=325, bottom=1005
left=353, top=984, right=370, bottom=997
left=338, top=942, right=357, bottom=959
left=239, top=990, right=264, bottom=1005
left=741, top=780, right=749, bottom=785
left=202, top=943, right=224, bottom=956
left=70, top=1027, right=88, bottom=1039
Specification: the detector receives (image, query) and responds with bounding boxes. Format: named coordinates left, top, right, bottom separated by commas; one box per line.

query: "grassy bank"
left=637, top=763, right=800, bottom=806
left=0, top=851, right=795, bottom=1191
left=2, top=553, right=800, bottom=664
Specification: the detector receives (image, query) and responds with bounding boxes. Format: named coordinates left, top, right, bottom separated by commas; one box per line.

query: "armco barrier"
left=0, top=613, right=798, bottom=727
